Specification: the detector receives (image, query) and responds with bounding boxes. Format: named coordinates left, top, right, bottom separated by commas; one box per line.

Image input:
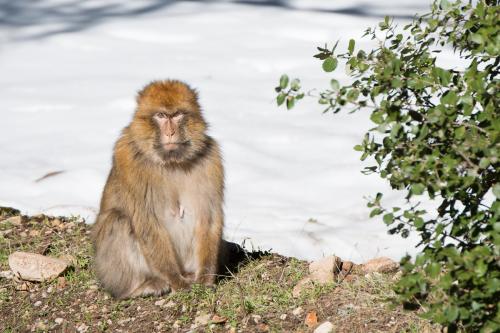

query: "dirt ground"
left=0, top=207, right=439, bottom=332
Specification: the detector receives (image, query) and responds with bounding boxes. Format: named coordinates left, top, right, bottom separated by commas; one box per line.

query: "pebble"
left=34, top=300, right=42, bottom=307
left=154, top=299, right=166, bottom=306
left=314, top=321, right=335, bottom=333
left=55, top=318, right=64, bottom=325
left=292, top=306, right=303, bottom=316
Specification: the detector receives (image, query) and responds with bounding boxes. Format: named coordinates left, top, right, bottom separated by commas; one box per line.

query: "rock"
left=314, top=321, right=334, bottom=333
left=76, top=323, right=89, bottom=333
left=3, top=216, right=22, bottom=226
left=57, top=276, right=67, bottom=289
left=0, top=229, right=13, bottom=237
left=341, top=261, right=355, bottom=273
left=50, top=219, right=63, bottom=228
left=292, top=306, right=303, bottom=316
left=55, top=318, right=64, bottom=325
left=28, top=230, right=40, bottom=237
left=292, top=276, right=312, bottom=297
left=211, top=314, right=227, bottom=324
left=309, top=256, right=342, bottom=283
left=305, top=311, right=318, bottom=328
left=0, top=270, right=14, bottom=279
left=256, top=323, right=269, bottom=332
left=251, top=314, right=262, bottom=324
left=194, top=313, right=211, bottom=327
left=58, top=254, right=77, bottom=266
left=165, top=300, right=176, bottom=308
left=8, top=252, right=68, bottom=282
left=362, top=257, right=399, bottom=273
left=279, top=314, right=287, bottom=320
left=34, top=300, right=42, bottom=307
left=154, top=299, right=166, bottom=307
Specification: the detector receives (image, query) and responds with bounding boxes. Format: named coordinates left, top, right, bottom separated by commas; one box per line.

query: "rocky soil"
left=0, top=207, right=438, bottom=332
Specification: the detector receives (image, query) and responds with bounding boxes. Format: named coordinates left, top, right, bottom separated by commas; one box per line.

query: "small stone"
left=251, top=314, right=261, bottom=324
left=16, top=282, right=30, bottom=291
left=362, top=257, right=399, bottom=273
left=305, top=311, right=318, bottom=328
left=256, top=323, right=269, bottom=332
left=34, top=321, right=47, bottom=331
left=292, top=306, right=303, bottom=316
left=3, top=216, right=22, bottom=226
left=314, top=321, right=334, bottom=333
left=0, top=270, right=14, bottom=279
left=20, top=231, right=28, bottom=238
left=44, top=230, right=53, bottom=235
left=165, top=300, right=176, bottom=308
left=211, top=315, right=227, bottom=324
left=28, top=230, right=40, bottom=237
left=55, top=318, right=64, bottom=325
left=57, top=276, right=67, bottom=289
left=59, top=254, right=77, bottom=266
left=8, top=252, right=68, bottom=282
left=292, top=276, right=312, bottom=298
left=172, top=320, right=180, bottom=329
left=76, top=323, right=89, bottom=333
left=1, top=229, right=13, bottom=237
left=34, top=300, right=42, bottom=307
left=194, top=313, right=211, bottom=327
left=280, top=314, right=287, bottom=320
left=154, top=299, right=165, bottom=307
left=51, top=219, right=63, bottom=228
left=341, top=261, right=355, bottom=273
left=309, top=256, right=342, bottom=283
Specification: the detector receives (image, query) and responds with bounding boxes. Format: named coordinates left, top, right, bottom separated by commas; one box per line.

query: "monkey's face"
left=129, top=81, right=209, bottom=165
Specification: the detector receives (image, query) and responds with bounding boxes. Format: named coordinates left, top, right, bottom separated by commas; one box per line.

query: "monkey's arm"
left=194, top=206, right=224, bottom=285
left=134, top=219, right=192, bottom=290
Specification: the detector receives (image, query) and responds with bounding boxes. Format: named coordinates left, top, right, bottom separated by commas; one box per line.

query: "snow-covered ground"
left=0, top=0, right=434, bottom=262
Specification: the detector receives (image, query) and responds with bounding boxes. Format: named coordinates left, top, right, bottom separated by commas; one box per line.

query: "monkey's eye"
left=155, top=112, right=167, bottom=118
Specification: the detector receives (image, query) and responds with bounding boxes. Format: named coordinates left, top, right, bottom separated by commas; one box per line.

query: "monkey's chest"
left=162, top=204, right=197, bottom=272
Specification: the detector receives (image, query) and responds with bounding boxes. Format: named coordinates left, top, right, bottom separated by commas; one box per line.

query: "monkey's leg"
left=93, top=209, right=156, bottom=299
left=128, top=276, right=171, bottom=298
left=194, top=211, right=224, bottom=286
left=136, top=224, right=192, bottom=291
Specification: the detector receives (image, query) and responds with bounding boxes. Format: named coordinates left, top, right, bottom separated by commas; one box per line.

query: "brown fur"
left=92, top=80, right=224, bottom=299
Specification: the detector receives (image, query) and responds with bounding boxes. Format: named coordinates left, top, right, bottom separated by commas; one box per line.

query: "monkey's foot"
left=129, top=277, right=171, bottom=298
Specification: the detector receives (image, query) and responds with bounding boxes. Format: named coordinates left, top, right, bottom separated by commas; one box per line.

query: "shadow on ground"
left=217, top=239, right=268, bottom=281
left=1, top=0, right=426, bottom=41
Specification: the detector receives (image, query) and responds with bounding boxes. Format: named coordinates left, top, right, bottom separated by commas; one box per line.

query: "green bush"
left=275, top=1, right=499, bottom=331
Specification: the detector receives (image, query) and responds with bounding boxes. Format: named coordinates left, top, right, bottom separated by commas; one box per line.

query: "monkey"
left=91, top=80, right=224, bottom=299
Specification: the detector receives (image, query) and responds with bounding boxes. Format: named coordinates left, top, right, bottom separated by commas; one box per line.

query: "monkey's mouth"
left=161, top=141, right=190, bottom=151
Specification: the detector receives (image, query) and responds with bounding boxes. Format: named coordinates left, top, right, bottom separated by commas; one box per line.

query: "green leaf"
left=353, top=144, right=363, bottom=151
left=279, top=74, right=289, bottom=89
left=286, top=96, right=295, bottom=110
left=427, top=262, right=441, bottom=278
left=411, top=184, right=425, bottom=195
left=322, top=57, right=338, bottom=72
left=445, top=306, right=459, bottom=322
left=276, top=93, right=286, bottom=106
left=383, top=213, right=394, bottom=225
left=348, top=39, right=355, bottom=55
left=290, top=78, right=301, bottom=91
left=493, top=184, right=500, bottom=199
left=330, top=79, right=340, bottom=91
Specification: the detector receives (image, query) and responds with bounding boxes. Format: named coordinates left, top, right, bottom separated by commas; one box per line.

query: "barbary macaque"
left=92, top=80, right=224, bottom=299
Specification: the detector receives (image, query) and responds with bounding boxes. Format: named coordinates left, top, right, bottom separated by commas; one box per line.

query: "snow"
left=0, top=0, right=434, bottom=262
